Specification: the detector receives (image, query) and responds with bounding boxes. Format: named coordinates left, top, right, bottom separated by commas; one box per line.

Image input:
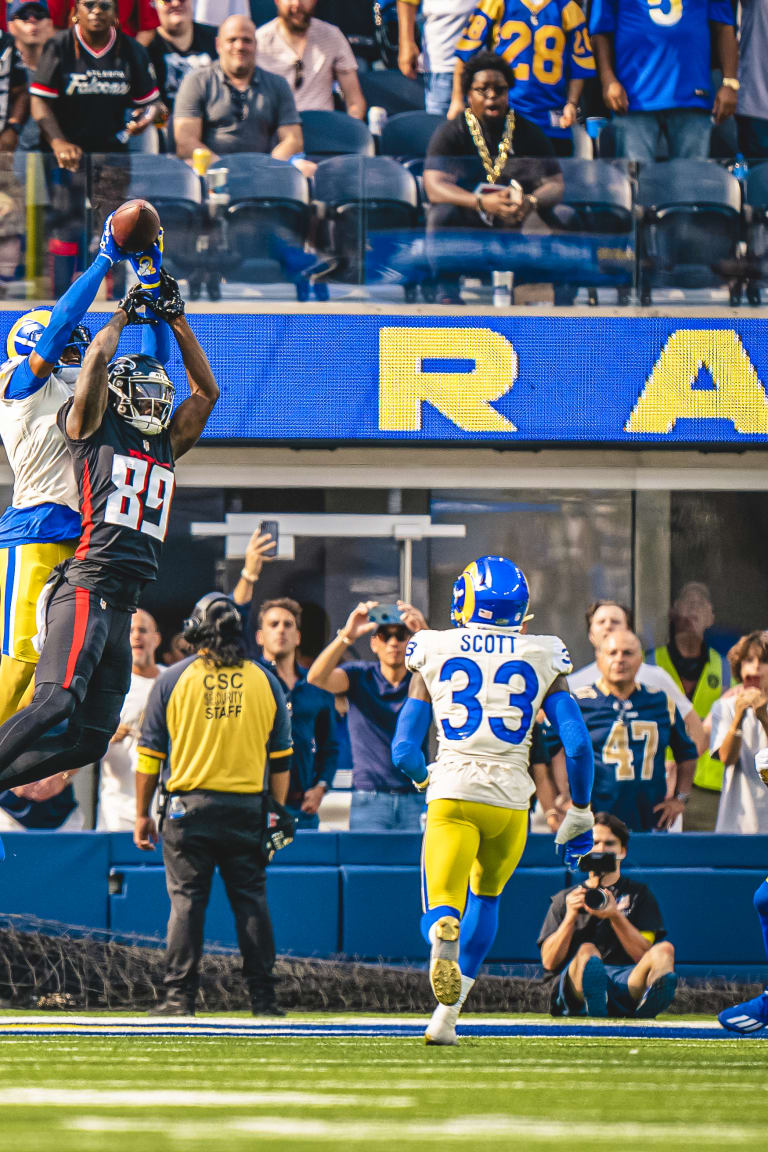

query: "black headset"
left=182, top=592, right=242, bottom=646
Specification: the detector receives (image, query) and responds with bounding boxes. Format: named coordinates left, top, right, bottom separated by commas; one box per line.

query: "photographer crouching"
left=538, top=813, right=678, bottom=1019
left=134, top=592, right=294, bottom=1017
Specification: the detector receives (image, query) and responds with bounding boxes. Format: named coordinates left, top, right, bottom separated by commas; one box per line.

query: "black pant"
left=161, top=791, right=276, bottom=1005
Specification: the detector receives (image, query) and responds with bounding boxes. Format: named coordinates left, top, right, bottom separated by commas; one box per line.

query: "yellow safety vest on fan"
left=651, top=645, right=727, bottom=791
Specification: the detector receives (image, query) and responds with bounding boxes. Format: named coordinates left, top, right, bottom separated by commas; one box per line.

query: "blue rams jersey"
left=589, top=0, right=734, bottom=113
left=456, top=0, right=595, bottom=137
left=574, top=681, right=698, bottom=831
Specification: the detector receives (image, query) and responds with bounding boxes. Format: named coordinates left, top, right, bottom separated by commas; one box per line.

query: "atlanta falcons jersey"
left=405, top=626, right=572, bottom=808
left=57, top=398, right=175, bottom=609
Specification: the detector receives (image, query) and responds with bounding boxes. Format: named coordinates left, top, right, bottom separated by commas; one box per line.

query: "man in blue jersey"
left=449, top=0, right=595, bottom=155
left=574, top=629, right=697, bottom=831
left=589, top=0, right=739, bottom=161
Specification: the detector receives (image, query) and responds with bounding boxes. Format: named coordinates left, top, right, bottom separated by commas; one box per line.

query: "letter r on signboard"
left=379, top=327, right=517, bottom=432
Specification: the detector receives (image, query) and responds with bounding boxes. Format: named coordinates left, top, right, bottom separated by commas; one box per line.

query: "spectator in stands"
left=252, top=597, right=339, bottom=830
left=161, top=631, right=193, bottom=664
left=589, top=0, right=739, bottom=161
left=96, top=609, right=163, bottom=832
left=529, top=719, right=568, bottom=833
left=255, top=0, right=365, bottom=119
left=0, top=5, right=31, bottom=151
left=307, top=599, right=428, bottom=831
left=173, top=14, right=311, bottom=174
left=396, top=0, right=474, bottom=117
left=648, top=583, right=729, bottom=831
left=448, top=0, right=595, bottom=157
left=539, top=812, right=678, bottom=1018
left=574, top=629, right=697, bottom=832
left=737, top=0, right=768, bottom=159
left=711, top=630, right=768, bottom=834
left=0, top=771, right=81, bottom=830
left=423, top=52, right=562, bottom=304
left=148, top=0, right=217, bottom=110
left=8, top=0, right=54, bottom=151
left=231, top=526, right=275, bottom=620
left=193, top=0, right=247, bottom=30
left=568, top=599, right=707, bottom=754
left=30, top=0, right=160, bottom=165
left=44, top=0, right=159, bottom=46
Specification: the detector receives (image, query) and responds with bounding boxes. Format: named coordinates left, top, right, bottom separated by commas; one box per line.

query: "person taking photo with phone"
left=538, top=812, right=677, bottom=1019
left=307, top=597, right=428, bottom=831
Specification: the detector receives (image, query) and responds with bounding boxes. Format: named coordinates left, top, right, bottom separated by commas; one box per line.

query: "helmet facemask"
left=108, top=356, right=174, bottom=436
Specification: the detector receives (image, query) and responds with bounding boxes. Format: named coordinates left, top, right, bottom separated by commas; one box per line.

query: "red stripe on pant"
left=62, top=587, right=90, bottom=691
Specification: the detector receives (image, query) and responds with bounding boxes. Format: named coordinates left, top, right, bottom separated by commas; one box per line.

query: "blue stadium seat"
left=300, top=110, right=375, bottom=161
left=309, top=155, right=421, bottom=289
left=636, top=159, right=742, bottom=304
left=128, top=154, right=204, bottom=280
left=379, top=111, right=444, bottom=160
left=208, top=153, right=311, bottom=297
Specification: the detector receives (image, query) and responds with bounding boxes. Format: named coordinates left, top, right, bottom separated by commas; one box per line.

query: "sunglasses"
left=294, top=58, right=304, bottom=90
left=469, top=84, right=509, bottom=97
left=16, top=8, right=48, bottom=18
left=377, top=627, right=408, bottom=642
left=80, top=0, right=114, bottom=10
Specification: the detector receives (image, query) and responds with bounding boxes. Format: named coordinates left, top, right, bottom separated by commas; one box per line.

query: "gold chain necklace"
left=464, top=107, right=515, bottom=183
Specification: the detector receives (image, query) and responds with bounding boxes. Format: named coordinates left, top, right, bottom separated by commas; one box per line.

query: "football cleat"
left=425, top=1003, right=459, bottom=1046
left=581, top=955, right=608, bottom=1017
left=718, top=991, right=768, bottom=1034
left=429, top=916, right=462, bottom=1006
left=634, top=972, right=678, bottom=1019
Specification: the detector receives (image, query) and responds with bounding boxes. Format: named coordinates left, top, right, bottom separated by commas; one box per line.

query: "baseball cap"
left=7, top=0, right=50, bottom=18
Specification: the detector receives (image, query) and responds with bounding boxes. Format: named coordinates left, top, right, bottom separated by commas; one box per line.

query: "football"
left=110, top=199, right=161, bottom=253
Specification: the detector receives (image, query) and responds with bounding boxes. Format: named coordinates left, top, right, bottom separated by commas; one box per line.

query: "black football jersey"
left=57, top=398, right=175, bottom=609
left=29, top=27, right=159, bottom=153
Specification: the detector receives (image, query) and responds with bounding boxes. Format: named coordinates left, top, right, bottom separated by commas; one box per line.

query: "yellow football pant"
left=422, top=798, right=528, bottom=917
left=0, top=656, right=36, bottom=726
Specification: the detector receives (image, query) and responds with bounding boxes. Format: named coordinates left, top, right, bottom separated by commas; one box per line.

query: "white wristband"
left=240, top=568, right=256, bottom=582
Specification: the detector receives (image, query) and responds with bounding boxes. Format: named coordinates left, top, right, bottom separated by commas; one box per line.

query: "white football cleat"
left=429, top=916, right=461, bottom=1005
left=425, top=1003, right=459, bottom=1046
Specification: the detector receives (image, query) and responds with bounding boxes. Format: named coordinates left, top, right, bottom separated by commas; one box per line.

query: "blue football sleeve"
left=392, top=697, right=431, bottom=787
left=542, top=690, right=594, bottom=807
left=141, top=319, right=171, bottom=365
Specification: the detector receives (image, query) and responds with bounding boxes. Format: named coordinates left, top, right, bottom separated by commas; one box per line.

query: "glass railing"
left=1, top=153, right=762, bottom=307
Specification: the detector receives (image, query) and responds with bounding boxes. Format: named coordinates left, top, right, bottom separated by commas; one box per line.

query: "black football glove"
left=117, top=283, right=156, bottom=325
left=260, top=797, right=295, bottom=864
left=144, top=268, right=185, bottom=322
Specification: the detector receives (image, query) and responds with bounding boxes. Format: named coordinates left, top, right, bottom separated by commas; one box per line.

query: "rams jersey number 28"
left=405, top=627, right=572, bottom=809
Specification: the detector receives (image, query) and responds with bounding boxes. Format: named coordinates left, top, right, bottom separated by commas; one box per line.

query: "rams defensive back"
left=392, top=556, right=595, bottom=1044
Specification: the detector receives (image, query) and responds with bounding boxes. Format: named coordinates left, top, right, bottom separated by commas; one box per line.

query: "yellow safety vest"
left=652, top=645, right=726, bottom=791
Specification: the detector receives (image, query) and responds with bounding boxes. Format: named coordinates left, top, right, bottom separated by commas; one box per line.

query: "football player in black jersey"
left=0, top=271, right=219, bottom=791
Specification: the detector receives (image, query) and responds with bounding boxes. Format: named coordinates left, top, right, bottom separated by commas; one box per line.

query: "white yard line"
left=0, top=1088, right=412, bottom=1109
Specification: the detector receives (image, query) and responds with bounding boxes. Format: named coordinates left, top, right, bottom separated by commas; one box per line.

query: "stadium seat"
left=300, top=110, right=375, bottom=161
left=209, top=153, right=311, bottom=298
left=743, top=161, right=768, bottom=305
left=547, top=159, right=634, bottom=304
left=309, top=155, right=421, bottom=289
left=636, top=159, right=742, bottom=304
left=359, top=69, right=427, bottom=116
left=379, top=111, right=443, bottom=160
left=127, top=154, right=204, bottom=281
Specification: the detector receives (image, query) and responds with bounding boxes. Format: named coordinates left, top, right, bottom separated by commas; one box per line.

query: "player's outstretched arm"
left=392, top=672, right=431, bottom=790
left=167, top=314, right=219, bottom=459
left=65, top=309, right=130, bottom=440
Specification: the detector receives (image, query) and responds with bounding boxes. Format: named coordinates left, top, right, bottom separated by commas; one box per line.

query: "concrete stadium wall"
left=0, top=832, right=765, bottom=981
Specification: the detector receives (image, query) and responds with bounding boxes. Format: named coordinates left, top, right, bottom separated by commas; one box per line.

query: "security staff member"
left=135, top=591, right=293, bottom=1018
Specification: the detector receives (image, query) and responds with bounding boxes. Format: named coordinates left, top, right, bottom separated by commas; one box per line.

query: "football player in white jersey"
left=392, top=555, right=595, bottom=1044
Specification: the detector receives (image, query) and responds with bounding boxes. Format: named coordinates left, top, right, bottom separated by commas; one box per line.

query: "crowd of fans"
left=3, top=522, right=766, bottom=843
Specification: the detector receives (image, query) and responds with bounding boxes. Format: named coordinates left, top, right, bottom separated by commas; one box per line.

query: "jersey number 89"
left=439, top=656, right=539, bottom=745
left=104, top=454, right=175, bottom=541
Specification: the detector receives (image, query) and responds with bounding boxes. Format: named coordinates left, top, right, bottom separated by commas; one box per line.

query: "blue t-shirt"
left=258, top=660, right=340, bottom=799
left=574, top=681, right=697, bottom=831
left=589, top=0, right=734, bottom=113
left=343, top=660, right=416, bottom=792
left=0, top=784, right=77, bottom=829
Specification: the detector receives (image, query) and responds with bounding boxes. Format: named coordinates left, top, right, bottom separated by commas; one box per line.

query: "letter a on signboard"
left=625, top=330, right=768, bottom=434
left=379, top=327, right=517, bottom=432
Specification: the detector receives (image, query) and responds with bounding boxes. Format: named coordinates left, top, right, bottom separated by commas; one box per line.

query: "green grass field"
left=1, top=1014, right=765, bottom=1151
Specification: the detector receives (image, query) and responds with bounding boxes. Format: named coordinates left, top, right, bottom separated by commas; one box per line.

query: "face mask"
left=55, top=365, right=80, bottom=387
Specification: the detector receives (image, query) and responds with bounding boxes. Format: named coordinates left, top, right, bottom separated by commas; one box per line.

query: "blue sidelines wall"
left=0, top=832, right=765, bottom=980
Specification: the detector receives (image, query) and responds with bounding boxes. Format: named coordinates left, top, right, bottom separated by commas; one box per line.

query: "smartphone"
left=368, top=603, right=403, bottom=626
left=259, top=519, right=279, bottom=557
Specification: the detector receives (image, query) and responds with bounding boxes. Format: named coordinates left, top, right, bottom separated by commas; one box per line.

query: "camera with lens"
left=577, top=850, right=617, bottom=913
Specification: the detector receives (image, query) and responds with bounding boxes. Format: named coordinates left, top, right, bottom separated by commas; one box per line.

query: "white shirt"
left=255, top=18, right=357, bottom=113
left=97, top=668, right=164, bottom=831
left=568, top=659, right=694, bottom=718
left=420, top=0, right=477, bottom=74
left=193, top=0, right=248, bottom=28
left=711, top=696, right=768, bottom=834
left=406, top=625, right=572, bottom=809
left=0, top=357, right=79, bottom=511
